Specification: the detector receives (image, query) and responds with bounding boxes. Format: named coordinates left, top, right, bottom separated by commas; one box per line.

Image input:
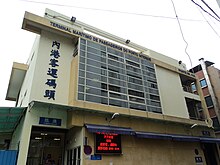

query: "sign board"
left=39, top=117, right=61, bottom=126
left=95, top=132, right=122, bottom=154
left=90, top=154, right=102, bottom=160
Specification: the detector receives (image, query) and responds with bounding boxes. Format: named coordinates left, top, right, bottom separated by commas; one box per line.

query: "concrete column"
left=16, top=109, right=32, bottom=165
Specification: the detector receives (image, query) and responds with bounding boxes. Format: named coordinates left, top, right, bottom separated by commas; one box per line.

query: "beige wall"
left=66, top=111, right=211, bottom=165
left=156, top=66, right=189, bottom=118
left=208, top=66, right=220, bottom=108
left=83, top=131, right=205, bottom=165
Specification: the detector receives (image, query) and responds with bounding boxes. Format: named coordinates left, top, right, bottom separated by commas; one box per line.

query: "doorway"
left=27, top=127, right=66, bottom=165
left=202, top=143, right=219, bottom=165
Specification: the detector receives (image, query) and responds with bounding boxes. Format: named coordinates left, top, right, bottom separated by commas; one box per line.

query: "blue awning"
left=200, top=137, right=220, bottom=143
left=85, top=124, right=135, bottom=135
left=136, top=131, right=172, bottom=140
left=172, top=135, right=200, bottom=142
left=136, top=131, right=220, bottom=143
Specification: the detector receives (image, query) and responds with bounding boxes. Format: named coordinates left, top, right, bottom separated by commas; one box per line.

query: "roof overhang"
left=0, top=107, right=27, bottom=133
left=6, top=62, right=28, bottom=101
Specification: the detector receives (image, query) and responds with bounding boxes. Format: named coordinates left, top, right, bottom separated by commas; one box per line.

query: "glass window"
left=126, top=54, right=139, bottom=63
left=130, top=103, right=146, bottom=111
left=109, top=85, right=120, bottom=92
left=109, top=92, right=127, bottom=100
left=128, top=83, right=143, bottom=91
left=78, top=85, right=84, bottom=92
left=86, top=87, right=108, bottom=97
left=87, top=40, right=106, bottom=51
left=77, top=39, right=162, bottom=113
left=126, top=65, right=141, bottom=73
left=108, top=78, right=126, bottom=86
left=107, top=48, right=123, bottom=57
left=86, top=79, right=102, bottom=88
left=109, top=99, right=128, bottom=108
left=150, top=94, right=160, bottom=101
left=147, top=106, right=162, bottom=113
left=126, top=60, right=140, bottom=68
left=128, top=77, right=143, bottom=85
left=200, top=79, right=207, bottom=87
left=78, top=93, right=84, bottom=100
left=86, top=94, right=108, bottom=104
left=129, top=96, right=145, bottom=104
left=205, top=95, right=213, bottom=107
left=212, top=117, right=220, bottom=128
left=191, top=83, right=196, bottom=91
left=128, top=90, right=144, bottom=98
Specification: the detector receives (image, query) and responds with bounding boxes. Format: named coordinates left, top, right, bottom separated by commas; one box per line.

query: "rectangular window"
left=126, top=60, right=140, bottom=68
left=128, top=89, right=144, bottom=98
left=200, top=79, right=207, bottom=88
left=191, top=83, right=196, bottom=91
left=205, top=95, right=213, bottom=107
left=77, top=39, right=161, bottom=113
left=109, top=85, right=120, bottom=92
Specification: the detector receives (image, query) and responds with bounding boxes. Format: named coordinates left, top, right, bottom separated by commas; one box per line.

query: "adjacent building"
left=190, top=58, right=220, bottom=138
left=3, top=9, right=220, bottom=165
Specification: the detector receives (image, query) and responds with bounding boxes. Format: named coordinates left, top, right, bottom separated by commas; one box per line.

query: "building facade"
left=190, top=58, right=220, bottom=138
left=4, top=9, right=220, bottom=165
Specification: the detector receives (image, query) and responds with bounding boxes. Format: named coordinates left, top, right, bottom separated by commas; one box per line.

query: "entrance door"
left=27, top=127, right=66, bottom=165
left=203, top=143, right=219, bottom=165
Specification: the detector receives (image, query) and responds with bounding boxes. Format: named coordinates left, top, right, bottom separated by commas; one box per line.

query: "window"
left=205, top=95, right=213, bottom=107
left=128, top=90, right=144, bottom=98
left=109, top=85, right=120, bottom=92
left=77, top=39, right=162, bottom=113
left=67, top=146, right=81, bottom=165
left=200, top=79, right=207, bottom=88
left=191, top=83, right=196, bottom=91
left=212, top=117, right=220, bottom=128
left=126, top=60, right=140, bottom=68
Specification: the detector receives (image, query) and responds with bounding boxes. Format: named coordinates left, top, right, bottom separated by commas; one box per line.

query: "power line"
left=191, top=0, right=220, bottom=22
left=200, top=0, right=220, bottom=20
left=18, top=0, right=205, bottom=22
left=195, top=1, right=220, bottom=39
left=170, top=0, right=193, bottom=69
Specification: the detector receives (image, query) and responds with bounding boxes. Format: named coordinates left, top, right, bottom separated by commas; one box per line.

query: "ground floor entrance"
left=27, top=126, right=66, bottom=165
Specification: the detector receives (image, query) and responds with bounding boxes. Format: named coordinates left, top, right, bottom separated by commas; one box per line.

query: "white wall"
left=29, top=30, right=74, bottom=105
left=156, top=66, right=189, bottom=118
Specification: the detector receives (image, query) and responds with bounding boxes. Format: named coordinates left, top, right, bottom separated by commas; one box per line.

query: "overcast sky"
left=1, top=0, right=220, bottom=107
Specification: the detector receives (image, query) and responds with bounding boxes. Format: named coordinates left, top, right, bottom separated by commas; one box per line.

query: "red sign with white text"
left=95, top=132, right=122, bottom=154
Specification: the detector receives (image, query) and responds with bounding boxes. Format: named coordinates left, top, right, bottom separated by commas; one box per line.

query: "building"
left=3, top=9, right=220, bottom=165
left=190, top=58, right=220, bottom=138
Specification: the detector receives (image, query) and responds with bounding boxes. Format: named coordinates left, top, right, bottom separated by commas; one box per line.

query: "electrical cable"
left=191, top=0, right=220, bottom=22
left=195, top=1, right=220, bottom=39
left=200, top=0, right=220, bottom=20
left=170, top=0, right=193, bottom=70
left=18, top=0, right=205, bottom=22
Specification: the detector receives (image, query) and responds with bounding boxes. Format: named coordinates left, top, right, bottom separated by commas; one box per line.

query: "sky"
left=0, top=0, right=220, bottom=107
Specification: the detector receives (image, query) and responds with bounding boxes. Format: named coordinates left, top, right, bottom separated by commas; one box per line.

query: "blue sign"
left=90, top=155, right=102, bottom=160
left=39, top=117, right=61, bottom=126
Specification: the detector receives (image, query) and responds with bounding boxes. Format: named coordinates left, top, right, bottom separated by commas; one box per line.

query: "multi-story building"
left=190, top=58, right=220, bottom=138
left=3, top=9, right=220, bottom=165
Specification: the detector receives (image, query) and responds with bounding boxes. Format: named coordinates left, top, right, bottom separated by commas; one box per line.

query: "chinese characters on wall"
left=44, top=41, right=61, bottom=100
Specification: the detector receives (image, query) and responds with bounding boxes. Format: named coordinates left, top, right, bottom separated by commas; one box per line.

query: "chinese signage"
left=39, top=117, right=61, bottom=126
left=44, top=41, right=61, bottom=100
left=95, top=132, right=122, bottom=154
